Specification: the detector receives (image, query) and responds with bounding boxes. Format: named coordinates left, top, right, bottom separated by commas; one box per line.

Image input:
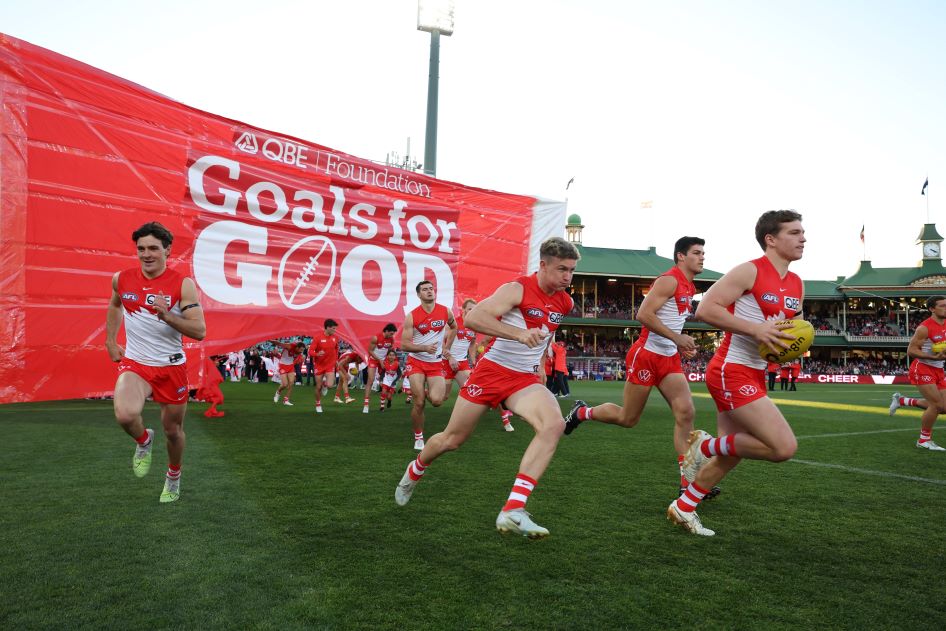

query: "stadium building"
left=561, top=215, right=946, bottom=384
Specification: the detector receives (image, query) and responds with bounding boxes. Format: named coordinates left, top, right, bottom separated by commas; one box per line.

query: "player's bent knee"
left=617, top=411, right=642, bottom=427
left=770, top=440, right=797, bottom=462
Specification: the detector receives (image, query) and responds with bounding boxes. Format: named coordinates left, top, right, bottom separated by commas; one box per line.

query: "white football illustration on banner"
left=278, top=236, right=337, bottom=310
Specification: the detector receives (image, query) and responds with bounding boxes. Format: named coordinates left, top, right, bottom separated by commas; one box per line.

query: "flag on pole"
left=860, top=225, right=864, bottom=243
left=922, top=178, right=929, bottom=195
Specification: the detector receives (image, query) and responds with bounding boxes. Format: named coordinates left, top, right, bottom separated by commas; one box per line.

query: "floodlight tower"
left=417, top=0, right=454, bottom=177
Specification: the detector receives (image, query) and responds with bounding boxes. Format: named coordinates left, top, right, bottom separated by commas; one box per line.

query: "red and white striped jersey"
left=371, top=332, right=397, bottom=362
left=918, top=317, right=946, bottom=368
left=482, top=274, right=574, bottom=374
left=449, top=317, right=477, bottom=361
left=713, top=256, right=803, bottom=370
left=407, top=303, right=450, bottom=362
left=639, top=266, right=695, bottom=356
left=116, top=266, right=185, bottom=367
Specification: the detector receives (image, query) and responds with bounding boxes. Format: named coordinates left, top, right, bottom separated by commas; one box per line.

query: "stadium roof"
left=574, top=244, right=723, bottom=283
left=838, top=259, right=946, bottom=297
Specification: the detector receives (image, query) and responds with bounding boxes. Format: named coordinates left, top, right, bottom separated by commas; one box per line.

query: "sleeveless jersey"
left=116, top=266, right=185, bottom=367
left=713, top=256, right=803, bottom=370
left=278, top=347, right=296, bottom=367
left=918, top=317, right=946, bottom=368
left=371, top=332, right=397, bottom=362
left=408, top=303, right=450, bottom=362
left=383, top=357, right=400, bottom=378
left=309, top=332, right=339, bottom=365
left=639, top=266, right=695, bottom=356
left=449, top=317, right=477, bottom=361
left=483, top=274, right=574, bottom=374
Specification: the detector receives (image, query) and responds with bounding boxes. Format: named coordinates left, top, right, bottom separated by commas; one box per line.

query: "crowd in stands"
left=568, top=295, right=637, bottom=321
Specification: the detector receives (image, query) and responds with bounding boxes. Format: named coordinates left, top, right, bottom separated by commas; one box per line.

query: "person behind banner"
left=308, top=318, right=340, bottom=413
left=563, top=236, right=709, bottom=496
left=400, top=280, right=458, bottom=450
left=272, top=340, right=305, bottom=406
left=363, top=323, right=398, bottom=414
left=666, top=210, right=805, bottom=536
left=106, top=221, right=206, bottom=504
left=394, top=237, right=578, bottom=539
left=766, top=360, right=779, bottom=391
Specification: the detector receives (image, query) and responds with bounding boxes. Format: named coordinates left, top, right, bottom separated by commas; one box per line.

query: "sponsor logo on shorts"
left=922, top=375, right=933, bottom=382
left=637, top=369, right=652, bottom=382
left=548, top=312, right=564, bottom=324
left=738, top=384, right=758, bottom=396
left=121, top=292, right=139, bottom=301
left=761, top=292, right=779, bottom=304
left=784, top=296, right=800, bottom=311
left=526, top=307, right=545, bottom=319
left=466, top=384, right=483, bottom=397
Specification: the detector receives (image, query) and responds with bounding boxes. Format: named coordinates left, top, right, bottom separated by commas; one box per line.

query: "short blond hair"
left=540, top=237, right=580, bottom=262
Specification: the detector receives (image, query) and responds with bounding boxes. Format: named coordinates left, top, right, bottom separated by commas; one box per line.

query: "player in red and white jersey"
left=308, top=318, right=340, bottom=412
left=400, top=280, right=458, bottom=450
left=667, top=210, right=806, bottom=536
left=272, top=339, right=306, bottom=406
left=106, top=222, right=206, bottom=504
left=378, top=348, right=402, bottom=412
left=395, top=237, right=578, bottom=539
left=564, top=237, right=708, bottom=495
left=897, top=295, right=946, bottom=451
left=443, top=299, right=479, bottom=395
left=362, top=323, right=398, bottom=414
left=334, top=348, right=363, bottom=402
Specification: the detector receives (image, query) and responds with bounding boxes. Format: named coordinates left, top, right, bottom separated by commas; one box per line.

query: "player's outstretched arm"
left=464, top=282, right=546, bottom=348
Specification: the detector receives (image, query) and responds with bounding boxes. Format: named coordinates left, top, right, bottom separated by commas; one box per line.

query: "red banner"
left=0, top=34, right=564, bottom=402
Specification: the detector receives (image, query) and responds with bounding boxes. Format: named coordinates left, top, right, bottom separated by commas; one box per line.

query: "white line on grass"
left=795, top=428, right=917, bottom=440
left=789, top=458, right=946, bottom=486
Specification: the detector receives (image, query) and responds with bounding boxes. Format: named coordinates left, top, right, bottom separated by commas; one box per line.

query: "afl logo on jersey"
left=121, top=292, right=139, bottom=301
left=548, top=312, right=564, bottom=324
left=761, top=292, right=779, bottom=305
left=784, top=296, right=800, bottom=311
left=527, top=308, right=545, bottom=319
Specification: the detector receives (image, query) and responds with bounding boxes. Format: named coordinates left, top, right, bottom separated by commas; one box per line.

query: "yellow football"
left=758, top=319, right=814, bottom=363
left=932, top=341, right=946, bottom=354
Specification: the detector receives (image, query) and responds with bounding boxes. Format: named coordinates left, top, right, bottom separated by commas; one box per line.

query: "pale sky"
left=2, top=0, right=944, bottom=280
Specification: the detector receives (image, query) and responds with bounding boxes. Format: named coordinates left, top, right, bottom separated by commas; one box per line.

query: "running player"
left=564, top=237, right=706, bottom=494
left=309, top=319, right=340, bottom=413
left=272, top=340, right=306, bottom=406
left=401, top=280, right=458, bottom=450
left=106, top=221, right=206, bottom=503
left=667, top=210, right=805, bottom=536
left=379, top=348, right=402, bottom=411
left=335, top=347, right=362, bottom=403
left=363, top=323, right=398, bottom=414
left=896, top=295, right=946, bottom=450
left=443, top=299, right=478, bottom=397
left=395, top=237, right=578, bottom=538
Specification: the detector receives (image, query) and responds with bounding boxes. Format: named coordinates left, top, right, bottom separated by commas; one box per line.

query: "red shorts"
left=278, top=363, right=296, bottom=375
left=625, top=344, right=682, bottom=386
left=459, top=358, right=541, bottom=408
left=705, top=360, right=767, bottom=412
left=118, top=358, right=189, bottom=405
left=368, top=356, right=384, bottom=370
left=909, top=360, right=946, bottom=389
left=405, top=356, right=445, bottom=379
left=313, top=360, right=336, bottom=375
left=443, top=359, right=472, bottom=381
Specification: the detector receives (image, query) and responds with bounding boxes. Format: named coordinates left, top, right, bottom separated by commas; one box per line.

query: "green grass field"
left=3, top=380, right=945, bottom=629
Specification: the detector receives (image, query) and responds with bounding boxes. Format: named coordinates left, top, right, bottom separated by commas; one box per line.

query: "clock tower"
left=918, top=223, right=943, bottom=261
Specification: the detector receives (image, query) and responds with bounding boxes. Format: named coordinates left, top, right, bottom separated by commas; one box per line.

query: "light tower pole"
left=417, top=0, right=455, bottom=177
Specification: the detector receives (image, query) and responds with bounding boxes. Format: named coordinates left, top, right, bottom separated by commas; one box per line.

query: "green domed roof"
left=567, top=213, right=582, bottom=225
